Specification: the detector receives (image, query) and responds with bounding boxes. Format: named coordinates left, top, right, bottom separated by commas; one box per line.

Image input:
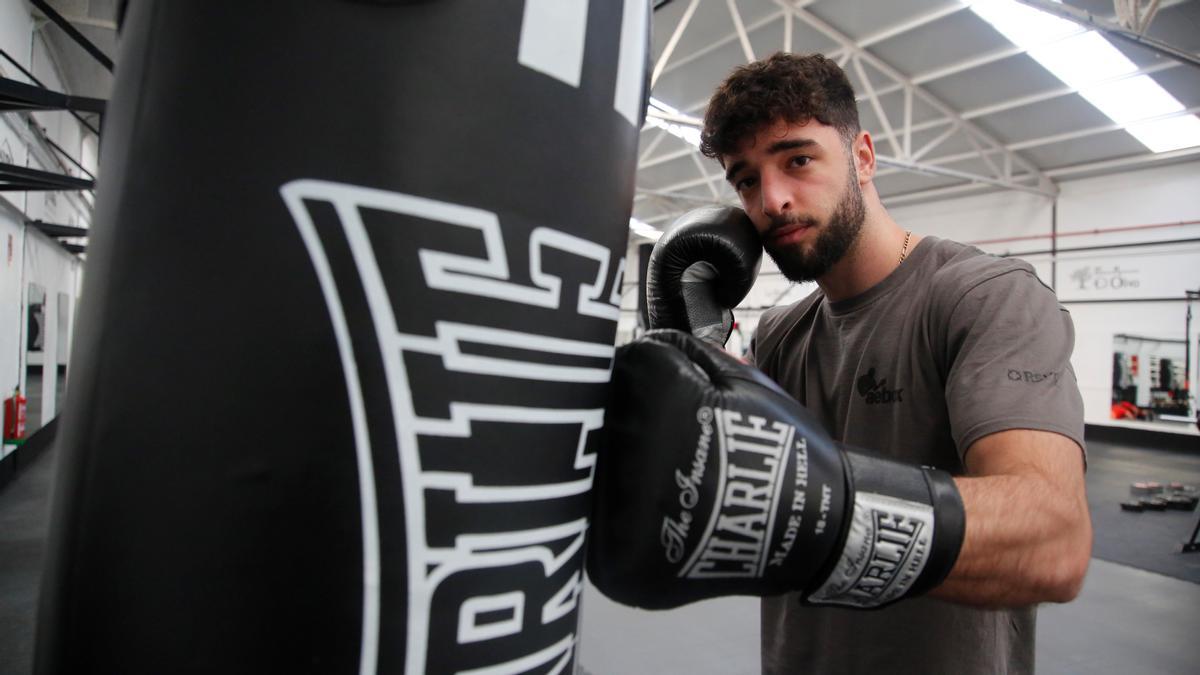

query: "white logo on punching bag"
left=518, top=0, right=649, bottom=126
left=281, top=179, right=625, bottom=675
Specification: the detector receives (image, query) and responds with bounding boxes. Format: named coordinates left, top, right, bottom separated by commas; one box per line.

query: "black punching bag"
left=35, top=1, right=649, bottom=673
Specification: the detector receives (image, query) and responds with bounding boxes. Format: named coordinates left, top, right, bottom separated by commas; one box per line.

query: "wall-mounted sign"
left=1056, top=248, right=1200, bottom=301
left=1067, top=265, right=1141, bottom=292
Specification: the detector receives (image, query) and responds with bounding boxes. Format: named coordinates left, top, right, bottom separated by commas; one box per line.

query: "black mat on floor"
left=1085, top=439, right=1200, bottom=584
left=0, top=423, right=55, bottom=675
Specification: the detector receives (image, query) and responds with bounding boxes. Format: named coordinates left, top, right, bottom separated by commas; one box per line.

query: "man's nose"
left=760, top=173, right=792, bottom=219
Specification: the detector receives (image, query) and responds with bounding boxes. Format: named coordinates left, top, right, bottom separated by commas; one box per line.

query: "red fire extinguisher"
left=4, top=387, right=27, bottom=441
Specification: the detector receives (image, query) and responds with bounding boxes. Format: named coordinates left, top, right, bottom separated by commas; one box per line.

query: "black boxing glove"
left=587, top=330, right=965, bottom=610
left=646, top=206, right=762, bottom=346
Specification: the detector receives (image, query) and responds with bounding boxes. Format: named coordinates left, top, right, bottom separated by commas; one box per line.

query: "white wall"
left=0, top=0, right=92, bottom=429
left=0, top=214, right=25, bottom=398
left=620, top=159, right=1200, bottom=429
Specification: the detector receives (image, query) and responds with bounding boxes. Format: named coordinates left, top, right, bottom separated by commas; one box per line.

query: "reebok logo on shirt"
left=856, top=367, right=903, bottom=405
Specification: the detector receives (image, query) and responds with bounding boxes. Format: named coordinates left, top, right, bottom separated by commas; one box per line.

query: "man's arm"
left=930, top=428, right=1092, bottom=607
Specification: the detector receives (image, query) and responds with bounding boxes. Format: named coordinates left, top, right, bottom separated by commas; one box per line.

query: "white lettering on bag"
left=282, top=178, right=624, bottom=675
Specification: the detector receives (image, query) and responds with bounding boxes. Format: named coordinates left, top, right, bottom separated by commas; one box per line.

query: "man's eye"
left=734, top=176, right=757, bottom=192
left=790, top=156, right=812, bottom=168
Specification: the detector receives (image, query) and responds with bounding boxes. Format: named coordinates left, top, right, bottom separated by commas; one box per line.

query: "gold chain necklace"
left=899, top=230, right=912, bottom=264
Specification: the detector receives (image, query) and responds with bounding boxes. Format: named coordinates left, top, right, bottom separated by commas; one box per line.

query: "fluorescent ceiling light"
left=646, top=97, right=702, bottom=148
left=965, top=0, right=1200, bottom=153
left=1125, top=115, right=1200, bottom=154
left=646, top=116, right=701, bottom=147
left=629, top=217, right=663, bottom=240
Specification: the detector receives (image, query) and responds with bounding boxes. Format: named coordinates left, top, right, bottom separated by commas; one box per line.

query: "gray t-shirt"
left=748, top=236, right=1085, bottom=674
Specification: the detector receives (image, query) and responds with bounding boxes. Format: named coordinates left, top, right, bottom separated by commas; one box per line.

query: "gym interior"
left=1, top=1, right=1197, bottom=673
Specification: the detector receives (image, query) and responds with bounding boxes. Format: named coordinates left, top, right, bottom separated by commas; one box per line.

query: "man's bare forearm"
left=929, top=430, right=1092, bottom=608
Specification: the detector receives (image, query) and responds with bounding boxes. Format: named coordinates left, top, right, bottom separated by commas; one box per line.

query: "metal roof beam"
left=871, top=59, right=1183, bottom=150
left=876, top=155, right=1052, bottom=196
left=1007, top=105, right=1200, bottom=151
left=910, top=122, right=961, bottom=162
left=29, top=0, right=113, bottom=72
left=635, top=188, right=725, bottom=205
left=832, top=1, right=968, bottom=52
left=726, top=0, right=757, bottom=63
left=652, top=0, right=830, bottom=82
left=885, top=145, right=1200, bottom=206
left=636, top=149, right=1054, bottom=219
left=877, top=105, right=1200, bottom=173
left=1012, top=0, right=1200, bottom=70
left=852, top=55, right=904, bottom=158
left=884, top=181, right=1010, bottom=206
left=638, top=128, right=670, bottom=164
left=858, top=0, right=1190, bottom=102
left=691, top=151, right=722, bottom=198
left=1043, top=145, right=1200, bottom=178
left=790, top=6, right=1056, bottom=194
left=639, top=144, right=696, bottom=170
left=641, top=170, right=729, bottom=203
left=958, top=60, right=1181, bottom=121
left=669, top=0, right=1189, bottom=116
left=658, top=10, right=785, bottom=79
left=783, top=5, right=793, bottom=53
left=651, top=0, right=701, bottom=88
left=861, top=44, right=1028, bottom=103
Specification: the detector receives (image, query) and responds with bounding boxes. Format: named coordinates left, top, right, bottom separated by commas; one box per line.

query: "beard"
left=764, top=166, right=866, bottom=283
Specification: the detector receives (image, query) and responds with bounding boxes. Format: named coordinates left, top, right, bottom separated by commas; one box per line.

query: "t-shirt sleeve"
left=942, top=268, right=1085, bottom=459
left=745, top=305, right=784, bottom=371
left=745, top=324, right=760, bottom=368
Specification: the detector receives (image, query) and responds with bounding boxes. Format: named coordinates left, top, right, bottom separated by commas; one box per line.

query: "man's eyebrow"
left=725, top=160, right=746, bottom=183
left=767, top=138, right=817, bottom=154
left=724, top=138, right=819, bottom=182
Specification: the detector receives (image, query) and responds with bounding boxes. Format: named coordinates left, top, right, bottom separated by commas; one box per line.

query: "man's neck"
left=817, top=202, right=917, bottom=303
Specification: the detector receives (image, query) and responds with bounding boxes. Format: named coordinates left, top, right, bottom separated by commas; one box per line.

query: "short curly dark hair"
left=700, top=52, right=860, bottom=161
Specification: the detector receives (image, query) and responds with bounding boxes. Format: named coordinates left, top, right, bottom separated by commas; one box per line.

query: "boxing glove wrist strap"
left=804, top=451, right=965, bottom=609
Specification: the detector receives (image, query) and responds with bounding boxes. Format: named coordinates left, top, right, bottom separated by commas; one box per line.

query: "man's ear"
left=853, top=130, right=876, bottom=183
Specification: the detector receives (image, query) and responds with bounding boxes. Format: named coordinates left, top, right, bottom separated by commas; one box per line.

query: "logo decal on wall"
left=1069, top=265, right=1141, bottom=291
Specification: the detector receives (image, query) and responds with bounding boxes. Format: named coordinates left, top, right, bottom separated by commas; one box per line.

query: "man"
left=700, top=53, right=1091, bottom=673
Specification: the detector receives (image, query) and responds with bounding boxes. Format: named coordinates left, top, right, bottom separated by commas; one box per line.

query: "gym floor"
left=2, top=433, right=1197, bottom=674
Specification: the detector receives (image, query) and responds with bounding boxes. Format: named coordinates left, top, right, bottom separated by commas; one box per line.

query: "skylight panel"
left=965, top=0, right=1200, bottom=153
left=1079, top=76, right=1183, bottom=125
left=629, top=217, right=663, bottom=240
left=965, top=0, right=1081, bottom=49
left=1027, top=31, right=1136, bottom=87
left=1125, top=115, right=1200, bottom=154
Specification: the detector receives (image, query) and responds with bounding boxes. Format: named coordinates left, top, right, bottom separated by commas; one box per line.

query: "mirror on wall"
left=56, top=292, right=70, bottom=414
left=1111, top=333, right=1191, bottom=427
left=24, top=283, right=46, bottom=433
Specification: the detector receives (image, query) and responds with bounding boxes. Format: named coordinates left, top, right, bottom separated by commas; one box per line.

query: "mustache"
left=766, top=214, right=819, bottom=236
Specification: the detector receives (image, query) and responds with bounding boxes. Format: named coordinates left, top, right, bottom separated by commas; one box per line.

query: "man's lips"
left=768, top=221, right=813, bottom=246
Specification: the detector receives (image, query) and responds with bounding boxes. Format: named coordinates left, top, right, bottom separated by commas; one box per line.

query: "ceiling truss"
left=637, top=0, right=1198, bottom=226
